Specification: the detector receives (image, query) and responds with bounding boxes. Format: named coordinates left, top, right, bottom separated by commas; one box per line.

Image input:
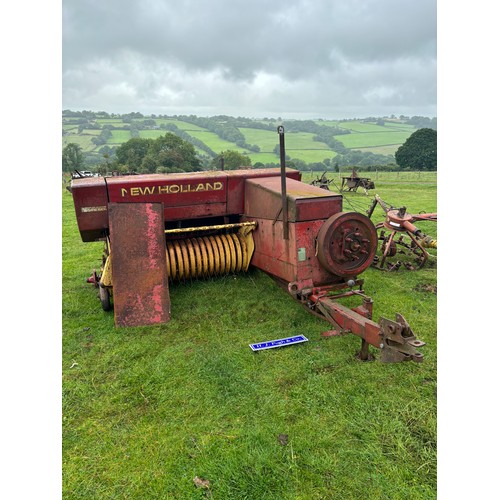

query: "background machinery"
left=368, top=194, right=437, bottom=271
left=69, top=129, right=425, bottom=363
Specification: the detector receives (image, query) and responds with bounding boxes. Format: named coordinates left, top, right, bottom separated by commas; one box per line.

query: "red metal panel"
left=226, top=168, right=301, bottom=214
left=244, top=177, right=342, bottom=222
left=108, top=202, right=171, bottom=327
left=243, top=217, right=339, bottom=286
left=106, top=172, right=228, bottom=208
left=71, top=177, right=109, bottom=241
left=164, top=202, right=229, bottom=221
left=72, top=169, right=305, bottom=239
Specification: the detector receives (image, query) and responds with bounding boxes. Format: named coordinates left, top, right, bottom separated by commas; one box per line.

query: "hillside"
left=62, top=111, right=436, bottom=170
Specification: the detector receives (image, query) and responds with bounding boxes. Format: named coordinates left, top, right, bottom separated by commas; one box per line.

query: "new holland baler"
left=69, top=136, right=425, bottom=363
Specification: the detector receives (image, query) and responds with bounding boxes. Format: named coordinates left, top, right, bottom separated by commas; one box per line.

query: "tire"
left=99, top=285, right=112, bottom=311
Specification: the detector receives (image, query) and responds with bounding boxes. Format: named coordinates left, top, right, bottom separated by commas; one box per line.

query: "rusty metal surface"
left=291, top=282, right=425, bottom=362
left=70, top=176, right=109, bottom=241
left=244, top=176, right=342, bottom=222
left=73, top=168, right=301, bottom=242
left=369, top=195, right=438, bottom=271
left=243, top=217, right=340, bottom=286
left=108, top=202, right=170, bottom=327
left=341, top=169, right=375, bottom=193
left=379, top=314, right=425, bottom=363
left=277, top=126, right=289, bottom=240
left=316, top=212, right=377, bottom=278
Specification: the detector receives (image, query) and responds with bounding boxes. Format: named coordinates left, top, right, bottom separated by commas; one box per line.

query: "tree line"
left=63, top=127, right=436, bottom=175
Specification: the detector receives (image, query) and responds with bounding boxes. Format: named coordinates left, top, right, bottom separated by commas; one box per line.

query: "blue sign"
left=249, top=335, right=309, bottom=351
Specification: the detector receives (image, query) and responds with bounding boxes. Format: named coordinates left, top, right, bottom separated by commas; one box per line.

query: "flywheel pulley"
left=316, top=212, right=377, bottom=278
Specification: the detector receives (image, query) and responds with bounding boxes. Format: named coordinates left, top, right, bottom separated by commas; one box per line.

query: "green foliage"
left=62, top=143, right=84, bottom=172
left=395, top=128, right=437, bottom=170
left=63, top=111, right=437, bottom=171
left=114, top=137, right=153, bottom=171
left=211, top=150, right=252, bottom=170
left=113, top=133, right=202, bottom=173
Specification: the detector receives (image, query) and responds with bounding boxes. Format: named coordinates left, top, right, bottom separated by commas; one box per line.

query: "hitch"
left=289, top=281, right=425, bottom=363
left=379, top=314, right=425, bottom=363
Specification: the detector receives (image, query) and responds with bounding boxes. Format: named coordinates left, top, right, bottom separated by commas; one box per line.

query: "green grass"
left=155, top=119, right=209, bottom=132
left=336, top=131, right=414, bottom=149
left=239, top=128, right=334, bottom=164
left=62, top=135, right=98, bottom=151
left=63, top=171, right=436, bottom=498
left=139, top=130, right=170, bottom=140
left=247, top=152, right=280, bottom=164
left=109, top=130, right=132, bottom=144
left=63, top=116, right=421, bottom=164
left=285, top=132, right=330, bottom=151
left=187, top=130, right=252, bottom=155
left=336, top=121, right=390, bottom=133
left=238, top=128, right=278, bottom=152
left=355, top=145, right=402, bottom=156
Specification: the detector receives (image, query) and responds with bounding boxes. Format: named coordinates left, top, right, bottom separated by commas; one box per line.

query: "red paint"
left=71, top=168, right=302, bottom=242
left=108, top=203, right=170, bottom=327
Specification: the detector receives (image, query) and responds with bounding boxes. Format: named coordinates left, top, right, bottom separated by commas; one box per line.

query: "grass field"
left=63, top=115, right=420, bottom=165
left=62, top=171, right=437, bottom=498
left=336, top=131, right=413, bottom=149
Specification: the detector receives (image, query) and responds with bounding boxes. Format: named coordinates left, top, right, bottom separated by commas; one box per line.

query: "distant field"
left=109, top=130, right=132, bottom=144
left=139, top=130, right=169, bottom=140
left=247, top=152, right=280, bottom=163
left=62, top=135, right=98, bottom=151
left=287, top=150, right=337, bottom=162
left=337, top=130, right=413, bottom=149
left=95, top=119, right=124, bottom=125
left=382, top=121, right=416, bottom=130
left=335, top=121, right=390, bottom=133
left=239, top=128, right=333, bottom=163
left=355, top=145, right=402, bottom=156
left=285, top=132, right=330, bottom=150
left=62, top=114, right=425, bottom=166
left=238, top=128, right=277, bottom=152
left=187, top=130, right=251, bottom=154
left=161, top=119, right=209, bottom=132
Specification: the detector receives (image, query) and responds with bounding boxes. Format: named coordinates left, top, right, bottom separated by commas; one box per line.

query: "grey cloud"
left=63, top=0, right=436, bottom=117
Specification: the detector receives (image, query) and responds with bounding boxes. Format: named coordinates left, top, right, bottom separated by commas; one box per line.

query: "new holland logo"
left=120, top=182, right=224, bottom=197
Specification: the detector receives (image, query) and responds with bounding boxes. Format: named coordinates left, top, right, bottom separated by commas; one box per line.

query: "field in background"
left=63, top=115, right=418, bottom=165
left=62, top=171, right=437, bottom=498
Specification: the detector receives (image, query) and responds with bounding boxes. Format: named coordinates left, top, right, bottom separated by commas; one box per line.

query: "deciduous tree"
left=211, top=150, right=252, bottom=170
left=395, top=128, right=437, bottom=170
left=62, top=143, right=84, bottom=172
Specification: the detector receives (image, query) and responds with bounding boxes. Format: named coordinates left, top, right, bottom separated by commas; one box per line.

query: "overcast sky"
left=62, top=0, right=436, bottom=119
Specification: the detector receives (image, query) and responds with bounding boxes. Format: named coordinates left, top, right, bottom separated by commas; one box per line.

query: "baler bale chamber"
left=70, top=165, right=425, bottom=363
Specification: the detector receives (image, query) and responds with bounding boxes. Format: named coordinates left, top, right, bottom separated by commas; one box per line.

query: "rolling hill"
left=62, top=111, right=436, bottom=169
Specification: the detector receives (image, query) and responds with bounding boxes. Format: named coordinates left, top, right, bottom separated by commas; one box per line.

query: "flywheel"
left=317, top=212, right=378, bottom=278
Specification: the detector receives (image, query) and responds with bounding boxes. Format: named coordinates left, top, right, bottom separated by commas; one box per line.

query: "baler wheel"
left=99, top=284, right=111, bottom=311
left=317, top=212, right=378, bottom=278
